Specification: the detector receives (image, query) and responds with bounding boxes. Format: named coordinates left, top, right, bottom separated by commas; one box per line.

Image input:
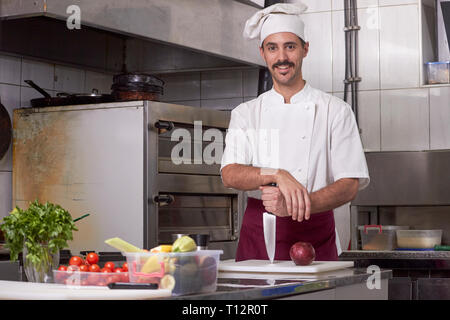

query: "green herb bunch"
left=0, top=200, right=78, bottom=265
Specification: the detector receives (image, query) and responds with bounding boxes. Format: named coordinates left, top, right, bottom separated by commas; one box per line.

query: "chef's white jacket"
left=220, top=83, right=370, bottom=200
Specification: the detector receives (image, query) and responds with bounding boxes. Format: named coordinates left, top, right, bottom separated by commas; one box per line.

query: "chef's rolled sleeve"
left=220, top=106, right=253, bottom=172
left=330, top=104, right=370, bottom=191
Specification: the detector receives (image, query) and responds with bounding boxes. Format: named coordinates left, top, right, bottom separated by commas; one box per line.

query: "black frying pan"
left=25, top=80, right=114, bottom=107
left=0, top=98, right=12, bottom=160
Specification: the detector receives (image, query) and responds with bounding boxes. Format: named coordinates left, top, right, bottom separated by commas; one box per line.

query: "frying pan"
left=24, top=80, right=114, bottom=107
left=0, top=98, right=12, bottom=160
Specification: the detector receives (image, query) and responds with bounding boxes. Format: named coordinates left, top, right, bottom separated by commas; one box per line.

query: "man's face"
left=259, top=32, right=309, bottom=87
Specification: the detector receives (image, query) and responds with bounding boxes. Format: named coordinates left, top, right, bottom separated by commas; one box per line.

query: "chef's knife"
left=263, top=183, right=277, bottom=264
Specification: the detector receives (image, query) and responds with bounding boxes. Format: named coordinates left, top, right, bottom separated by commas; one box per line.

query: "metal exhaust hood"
left=0, top=0, right=265, bottom=73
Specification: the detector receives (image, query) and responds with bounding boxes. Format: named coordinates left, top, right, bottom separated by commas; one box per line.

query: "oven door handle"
left=154, top=194, right=175, bottom=206
left=154, top=120, right=174, bottom=132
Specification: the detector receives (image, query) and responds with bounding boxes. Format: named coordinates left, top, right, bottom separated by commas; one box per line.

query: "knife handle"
left=263, top=183, right=277, bottom=216
left=264, top=182, right=277, bottom=187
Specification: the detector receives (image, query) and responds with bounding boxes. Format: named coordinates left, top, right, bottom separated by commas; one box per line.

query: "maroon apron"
left=235, top=197, right=338, bottom=261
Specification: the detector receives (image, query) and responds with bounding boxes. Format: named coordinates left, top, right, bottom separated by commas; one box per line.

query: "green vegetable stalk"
left=0, top=200, right=78, bottom=281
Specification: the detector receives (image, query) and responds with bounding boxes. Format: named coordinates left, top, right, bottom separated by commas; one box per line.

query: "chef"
left=220, top=3, right=370, bottom=261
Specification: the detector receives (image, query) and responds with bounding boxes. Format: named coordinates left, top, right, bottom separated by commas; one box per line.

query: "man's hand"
left=261, top=169, right=311, bottom=222
left=260, top=185, right=290, bottom=217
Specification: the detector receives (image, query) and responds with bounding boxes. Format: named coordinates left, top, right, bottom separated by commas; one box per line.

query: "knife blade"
left=262, top=183, right=277, bottom=264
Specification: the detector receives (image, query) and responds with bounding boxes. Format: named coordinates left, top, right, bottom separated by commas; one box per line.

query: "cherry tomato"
left=100, top=267, right=112, bottom=273
left=89, top=264, right=101, bottom=272
left=113, top=267, right=123, bottom=273
left=58, top=265, right=68, bottom=272
left=104, top=261, right=115, bottom=270
left=69, top=256, right=83, bottom=267
left=86, top=252, right=99, bottom=265
left=121, top=262, right=128, bottom=272
left=79, top=264, right=90, bottom=272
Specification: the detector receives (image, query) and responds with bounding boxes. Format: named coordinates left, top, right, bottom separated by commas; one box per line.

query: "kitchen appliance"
left=219, top=259, right=354, bottom=274
left=12, top=101, right=245, bottom=260
left=0, top=97, right=12, bottom=160
left=24, top=80, right=114, bottom=107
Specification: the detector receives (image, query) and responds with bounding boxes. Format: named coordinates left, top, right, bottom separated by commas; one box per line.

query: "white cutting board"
left=0, top=280, right=172, bottom=300
left=219, top=259, right=354, bottom=274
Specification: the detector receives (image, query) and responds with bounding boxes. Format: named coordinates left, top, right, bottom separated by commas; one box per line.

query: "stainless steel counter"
left=170, top=268, right=392, bottom=300
left=341, top=250, right=450, bottom=260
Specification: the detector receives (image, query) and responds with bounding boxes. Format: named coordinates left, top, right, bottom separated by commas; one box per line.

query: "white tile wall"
left=242, top=68, right=259, bottom=98
left=332, top=0, right=378, bottom=11
left=430, top=86, right=450, bottom=150
left=286, top=0, right=332, bottom=12
left=54, top=65, right=85, bottom=93
left=0, top=55, right=21, bottom=85
left=201, top=97, right=244, bottom=110
left=332, top=7, right=380, bottom=92
left=84, top=71, right=113, bottom=94
left=380, top=88, right=429, bottom=151
left=0, top=172, right=12, bottom=220
left=21, top=59, right=54, bottom=90
left=201, top=70, right=243, bottom=100
left=332, top=90, right=380, bottom=151
left=0, top=84, right=20, bottom=118
left=379, top=0, right=419, bottom=6
left=159, top=73, right=201, bottom=102
left=301, top=11, right=333, bottom=93
left=379, top=5, right=420, bottom=89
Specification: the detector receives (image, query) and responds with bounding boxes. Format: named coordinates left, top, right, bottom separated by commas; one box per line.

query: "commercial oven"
left=12, top=101, right=245, bottom=259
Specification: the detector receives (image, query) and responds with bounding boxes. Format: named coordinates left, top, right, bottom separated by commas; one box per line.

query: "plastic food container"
left=396, top=230, right=443, bottom=249
left=358, top=225, right=410, bottom=250
left=53, top=270, right=129, bottom=286
left=426, top=61, right=450, bottom=84
left=124, top=250, right=223, bottom=296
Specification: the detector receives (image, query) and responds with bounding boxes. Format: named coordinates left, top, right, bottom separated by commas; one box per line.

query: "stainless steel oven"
left=13, top=101, right=244, bottom=259
left=145, top=103, right=245, bottom=259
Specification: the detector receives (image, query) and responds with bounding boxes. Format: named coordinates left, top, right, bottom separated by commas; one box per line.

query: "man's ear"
left=259, top=45, right=265, bottom=59
left=303, top=41, right=310, bottom=58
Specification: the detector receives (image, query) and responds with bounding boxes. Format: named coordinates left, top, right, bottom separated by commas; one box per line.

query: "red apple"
left=289, top=242, right=315, bottom=266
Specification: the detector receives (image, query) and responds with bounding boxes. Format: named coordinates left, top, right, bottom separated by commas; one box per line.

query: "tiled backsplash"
left=158, top=69, right=258, bottom=110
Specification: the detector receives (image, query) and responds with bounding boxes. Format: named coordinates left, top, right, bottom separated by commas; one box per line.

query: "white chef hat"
left=243, top=2, right=308, bottom=47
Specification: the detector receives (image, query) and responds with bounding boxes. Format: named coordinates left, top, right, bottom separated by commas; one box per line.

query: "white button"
left=298, top=168, right=302, bottom=172
left=305, top=105, right=310, bottom=110
left=301, top=135, right=306, bottom=139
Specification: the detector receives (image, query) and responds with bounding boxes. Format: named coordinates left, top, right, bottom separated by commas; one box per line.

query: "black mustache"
left=272, top=60, right=294, bottom=69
